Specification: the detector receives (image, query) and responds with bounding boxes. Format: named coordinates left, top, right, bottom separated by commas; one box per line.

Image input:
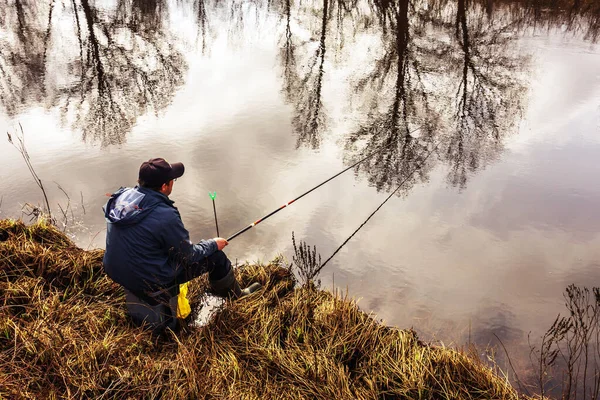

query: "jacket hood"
left=103, top=186, right=173, bottom=225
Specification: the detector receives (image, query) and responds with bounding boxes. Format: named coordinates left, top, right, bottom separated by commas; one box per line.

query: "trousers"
left=124, top=250, right=232, bottom=333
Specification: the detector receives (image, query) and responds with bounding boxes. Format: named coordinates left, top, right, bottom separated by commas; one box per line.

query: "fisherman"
left=102, top=158, right=260, bottom=333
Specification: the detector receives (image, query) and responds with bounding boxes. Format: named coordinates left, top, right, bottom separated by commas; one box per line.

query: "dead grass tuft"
left=0, top=219, right=532, bottom=399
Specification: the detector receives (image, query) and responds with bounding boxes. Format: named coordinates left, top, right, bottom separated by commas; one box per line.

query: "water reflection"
left=0, top=1, right=52, bottom=117
left=2, top=0, right=596, bottom=152
left=492, top=0, right=600, bottom=42
left=340, top=0, right=527, bottom=193
left=279, top=0, right=598, bottom=193
left=195, top=0, right=210, bottom=53
left=57, top=0, right=185, bottom=146
left=275, top=0, right=529, bottom=193
left=279, top=0, right=329, bottom=149
left=445, top=0, right=528, bottom=189
left=0, top=1, right=599, bottom=398
left=120, top=0, right=167, bottom=32
left=345, top=0, right=438, bottom=194
left=0, top=0, right=186, bottom=146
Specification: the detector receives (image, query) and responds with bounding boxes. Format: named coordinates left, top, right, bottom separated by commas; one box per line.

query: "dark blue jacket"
left=102, top=186, right=217, bottom=294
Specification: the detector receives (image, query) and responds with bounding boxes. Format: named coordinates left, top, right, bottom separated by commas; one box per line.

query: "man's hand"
left=214, top=237, right=229, bottom=251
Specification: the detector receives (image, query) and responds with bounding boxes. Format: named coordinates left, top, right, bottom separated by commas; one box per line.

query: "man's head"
left=138, top=158, right=185, bottom=196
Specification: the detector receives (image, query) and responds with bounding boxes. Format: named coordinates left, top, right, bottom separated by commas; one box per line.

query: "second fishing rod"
left=223, top=131, right=421, bottom=242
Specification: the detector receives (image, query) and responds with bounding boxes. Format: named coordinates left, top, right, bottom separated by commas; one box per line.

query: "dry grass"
left=0, top=219, right=532, bottom=399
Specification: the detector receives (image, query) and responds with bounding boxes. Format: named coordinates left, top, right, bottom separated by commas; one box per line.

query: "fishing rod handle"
left=227, top=225, right=253, bottom=241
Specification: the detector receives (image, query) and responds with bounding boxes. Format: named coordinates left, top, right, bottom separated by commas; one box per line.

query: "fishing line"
left=314, top=140, right=441, bottom=274
left=226, top=130, right=421, bottom=242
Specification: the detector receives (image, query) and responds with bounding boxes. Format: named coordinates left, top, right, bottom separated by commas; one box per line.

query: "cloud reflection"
left=0, top=0, right=186, bottom=146
left=277, top=0, right=598, bottom=195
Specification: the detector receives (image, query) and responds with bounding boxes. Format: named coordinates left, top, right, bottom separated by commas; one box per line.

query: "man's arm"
left=162, top=212, right=219, bottom=263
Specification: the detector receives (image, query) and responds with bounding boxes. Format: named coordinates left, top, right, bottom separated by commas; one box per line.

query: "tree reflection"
left=484, top=0, right=600, bottom=42
left=345, top=0, right=438, bottom=193
left=0, top=0, right=53, bottom=117
left=195, top=0, right=210, bottom=53
left=279, top=0, right=330, bottom=149
left=119, top=0, right=167, bottom=32
left=1, top=0, right=598, bottom=152
left=297, top=0, right=531, bottom=193
left=53, top=0, right=185, bottom=146
left=444, top=0, right=527, bottom=189
left=280, top=0, right=598, bottom=194
left=0, top=0, right=186, bottom=146
left=279, top=0, right=296, bottom=87
left=277, top=0, right=364, bottom=149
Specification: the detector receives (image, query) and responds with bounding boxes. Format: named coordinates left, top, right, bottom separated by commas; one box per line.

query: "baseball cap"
left=138, top=158, right=185, bottom=187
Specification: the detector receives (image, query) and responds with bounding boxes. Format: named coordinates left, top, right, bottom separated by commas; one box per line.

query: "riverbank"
left=0, top=219, right=532, bottom=399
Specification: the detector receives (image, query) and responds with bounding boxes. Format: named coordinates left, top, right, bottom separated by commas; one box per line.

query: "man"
left=103, top=157, right=260, bottom=333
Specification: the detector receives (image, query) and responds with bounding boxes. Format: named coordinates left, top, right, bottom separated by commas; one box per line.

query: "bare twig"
left=55, top=182, right=70, bottom=202
left=21, top=203, right=43, bottom=222
left=493, top=333, right=531, bottom=396
left=80, top=191, right=86, bottom=215
left=86, top=228, right=105, bottom=250
left=7, top=125, right=53, bottom=222
left=57, top=203, right=69, bottom=230
left=55, top=182, right=71, bottom=231
left=532, top=285, right=600, bottom=399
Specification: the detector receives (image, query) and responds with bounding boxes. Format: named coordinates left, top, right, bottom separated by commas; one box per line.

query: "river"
left=1, top=0, right=599, bottom=396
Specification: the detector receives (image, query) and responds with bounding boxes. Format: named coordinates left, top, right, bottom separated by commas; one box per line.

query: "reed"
left=0, top=219, right=531, bottom=399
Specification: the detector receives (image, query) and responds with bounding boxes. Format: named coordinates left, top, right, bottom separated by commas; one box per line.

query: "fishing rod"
left=209, top=191, right=219, bottom=236
left=225, top=132, right=421, bottom=242
left=314, top=140, right=441, bottom=274
left=225, top=153, right=372, bottom=241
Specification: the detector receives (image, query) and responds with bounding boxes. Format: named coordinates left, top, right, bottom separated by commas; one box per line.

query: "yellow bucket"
left=177, top=282, right=191, bottom=319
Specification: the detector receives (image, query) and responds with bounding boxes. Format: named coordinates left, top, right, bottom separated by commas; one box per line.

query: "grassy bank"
left=0, top=219, right=531, bottom=399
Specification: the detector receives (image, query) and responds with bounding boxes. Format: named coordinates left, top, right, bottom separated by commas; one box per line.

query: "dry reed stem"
left=0, top=219, right=533, bottom=399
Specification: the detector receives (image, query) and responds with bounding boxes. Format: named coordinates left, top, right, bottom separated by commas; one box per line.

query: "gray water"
left=1, top=0, right=600, bottom=394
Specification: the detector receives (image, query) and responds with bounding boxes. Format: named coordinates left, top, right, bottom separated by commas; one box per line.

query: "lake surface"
left=1, top=0, right=600, bottom=395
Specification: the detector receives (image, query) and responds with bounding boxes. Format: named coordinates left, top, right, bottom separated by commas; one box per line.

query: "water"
left=1, top=0, right=600, bottom=395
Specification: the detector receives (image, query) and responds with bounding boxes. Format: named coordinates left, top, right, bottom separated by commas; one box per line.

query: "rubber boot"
left=209, top=268, right=261, bottom=299
left=241, top=282, right=262, bottom=296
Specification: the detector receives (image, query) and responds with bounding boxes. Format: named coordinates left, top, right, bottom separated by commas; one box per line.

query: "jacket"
left=102, top=186, right=217, bottom=295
